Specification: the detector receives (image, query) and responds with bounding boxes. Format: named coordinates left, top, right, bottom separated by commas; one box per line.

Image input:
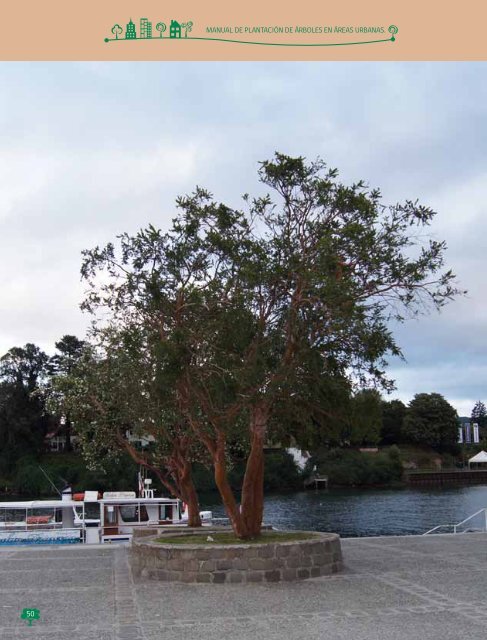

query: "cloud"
left=0, top=62, right=486, bottom=415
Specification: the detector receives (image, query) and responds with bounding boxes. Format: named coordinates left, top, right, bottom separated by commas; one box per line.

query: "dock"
left=304, top=474, right=329, bottom=489
left=405, top=468, right=487, bottom=486
left=2, top=533, right=487, bottom=638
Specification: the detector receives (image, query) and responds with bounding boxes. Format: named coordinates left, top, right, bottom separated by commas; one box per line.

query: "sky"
left=0, top=62, right=485, bottom=416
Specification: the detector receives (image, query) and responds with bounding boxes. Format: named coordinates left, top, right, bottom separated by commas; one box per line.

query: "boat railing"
left=423, top=508, right=487, bottom=535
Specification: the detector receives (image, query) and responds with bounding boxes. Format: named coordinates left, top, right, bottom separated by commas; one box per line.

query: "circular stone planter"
left=130, top=530, right=342, bottom=583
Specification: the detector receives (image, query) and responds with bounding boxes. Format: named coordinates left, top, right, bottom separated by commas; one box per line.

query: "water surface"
left=206, top=485, right=487, bottom=537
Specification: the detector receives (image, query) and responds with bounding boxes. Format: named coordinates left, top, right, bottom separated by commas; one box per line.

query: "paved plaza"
left=0, top=533, right=486, bottom=639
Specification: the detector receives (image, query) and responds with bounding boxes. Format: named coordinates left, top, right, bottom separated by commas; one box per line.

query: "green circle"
left=391, top=36, right=395, bottom=42
left=104, top=38, right=109, bottom=43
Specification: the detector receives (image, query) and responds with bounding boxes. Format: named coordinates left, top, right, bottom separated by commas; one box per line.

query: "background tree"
left=81, top=153, right=461, bottom=539
left=52, top=328, right=206, bottom=526
left=47, top=335, right=85, bottom=452
left=402, top=393, right=459, bottom=452
left=471, top=400, right=487, bottom=439
left=155, top=22, right=166, bottom=38
left=346, top=389, right=382, bottom=447
left=380, top=399, right=407, bottom=445
left=111, top=24, right=123, bottom=39
left=0, top=344, right=50, bottom=474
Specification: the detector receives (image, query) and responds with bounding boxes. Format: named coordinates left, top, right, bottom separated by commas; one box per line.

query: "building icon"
left=125, top=18, right=136, bottom=39
left=170, top=20, right=182, bottom=38
left=140, top=18, right=153, bottom=39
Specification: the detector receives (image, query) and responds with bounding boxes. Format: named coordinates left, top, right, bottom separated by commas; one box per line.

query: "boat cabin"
left=98, top=492, right=182, bottom=543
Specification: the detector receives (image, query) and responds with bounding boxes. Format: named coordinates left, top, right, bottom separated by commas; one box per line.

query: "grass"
left=156, top=530, right=318, bottom=545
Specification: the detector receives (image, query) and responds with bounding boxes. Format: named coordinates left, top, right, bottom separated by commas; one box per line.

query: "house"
left=170, top=20, right=182, bottom=38
left=45, top=427, right=78, bottom=452
left=125, top=429, right=155, bottom=448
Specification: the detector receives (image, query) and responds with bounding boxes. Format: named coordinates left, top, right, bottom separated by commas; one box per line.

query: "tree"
left=346, top=389, right=382, bottom=446
left=0, top=344, right=50, bottom=473
left=47, top=335, right=85, bottom=452
left=111, top=24, right=123, bottom=40
left=80, top=153, right=461, bottom=538
left=54, top=329, right=205, bottom=526
left=0, top=343, right=49, bottom=392
left=402, top=393, right=458, bottom=451
left=471, top=400, right=487, bottom=438
left=155, top=22, right=167, bottom=38
left=181, top=21, right=193, bottom=37
left=380, top=399, right=407, bottom=445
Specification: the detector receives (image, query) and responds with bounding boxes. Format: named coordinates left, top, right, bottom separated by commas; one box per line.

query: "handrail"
left=423, top=508, right=487, bottom=535
left=423, top=524, right=455, bottom=535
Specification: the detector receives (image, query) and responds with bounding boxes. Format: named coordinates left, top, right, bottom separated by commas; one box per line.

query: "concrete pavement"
left=1, top=533, right=486, bottom=639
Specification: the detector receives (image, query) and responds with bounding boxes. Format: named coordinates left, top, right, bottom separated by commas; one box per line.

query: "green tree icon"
left=21, top=609, right=40, bottom=627
left=156, top=22, right=167, bottom=38
left=181, top=21, right=193, bottom=37
left=111, top=24, right=123, bottom=39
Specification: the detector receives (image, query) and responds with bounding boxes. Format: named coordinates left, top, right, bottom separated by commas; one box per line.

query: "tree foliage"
left=346, top=389, right=382, bottom=446
left=79, top=153, right=462, bottom=538
left=380, top=399, right=407, bottom=445
left=471, top=400, right=487, bottom=436
left=0, top=344, right=51, bottom=474
left=402, top=393, right=459, bottom=452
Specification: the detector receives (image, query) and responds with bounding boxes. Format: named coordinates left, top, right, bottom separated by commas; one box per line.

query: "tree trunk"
left=240, top=403, right=268, bottom=538
left=213, top=435, right=248, bottom=537
left=178, top=460, right=202, bottom=527
left=212, top=406, right=269, bottom=540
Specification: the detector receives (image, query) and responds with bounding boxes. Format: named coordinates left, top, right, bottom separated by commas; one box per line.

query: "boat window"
left=105, top=506, right=117, bottom=524
left=119, top=505, right=149, bottom=522
left=159, top=504, right=174, bottom=520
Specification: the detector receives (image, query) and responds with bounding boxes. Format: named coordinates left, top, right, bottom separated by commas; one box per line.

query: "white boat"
left=0, top=484, right=212, bottom=546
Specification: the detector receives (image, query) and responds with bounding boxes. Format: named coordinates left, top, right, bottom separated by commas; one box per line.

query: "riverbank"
left=1, top=533, right=487, bottom=638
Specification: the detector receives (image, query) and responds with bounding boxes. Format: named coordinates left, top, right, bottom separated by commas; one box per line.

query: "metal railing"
left=423, top=508, right=487, bottom=535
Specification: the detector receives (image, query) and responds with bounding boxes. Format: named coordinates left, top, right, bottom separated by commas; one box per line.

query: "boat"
left=0, top=481, right=213, bottom=546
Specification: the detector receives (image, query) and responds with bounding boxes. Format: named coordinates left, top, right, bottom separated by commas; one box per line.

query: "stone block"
left=195, top=548, right=211, bottom=560
left=264, top=570, right=281, bottom=583
left=153, top=547, right=168, bottom=560
left=258, top=545, right=275, bottom=558
left=286, top=555, right=311, bottom=569
left=196, top=573, right=212, bottom=583
left=302, top=542, right=322, bottom=555
left=228, top=571, right=243, bottom=583
left=312, top=553, right=332, bottom=566
left=282, top=568, right=297, bottom=581
left=153, top=569, right=171, bottom=581
left=231, top=557, right=249, bottom=570
left=212, top=572, right=226, bottom=584
left=310, top=567, right=321, bottom=578
left=276, top=545, right=292, bottom=558
left=181, top=571, right=198, bottom=583
left=297, top=568, right=310, bottom=579
left=167, top=558, right=184, bottom=571
left=247, top=571, right=264, bottom=583
left=183, top=559, right=200, bottom=572
left=216, top=559, right=234, bottom=571
left=249, top=557, right=267, bottom=570
left=200, top=560, right=216, bottom=572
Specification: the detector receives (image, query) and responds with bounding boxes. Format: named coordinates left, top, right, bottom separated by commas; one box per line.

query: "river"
left=4, top=485, right=487, bottom=537
left=205, top=485, right=487, bottom=537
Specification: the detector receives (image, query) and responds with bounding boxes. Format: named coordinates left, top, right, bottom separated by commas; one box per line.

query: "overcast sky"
left=0, top=62, right=485, bottom=415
